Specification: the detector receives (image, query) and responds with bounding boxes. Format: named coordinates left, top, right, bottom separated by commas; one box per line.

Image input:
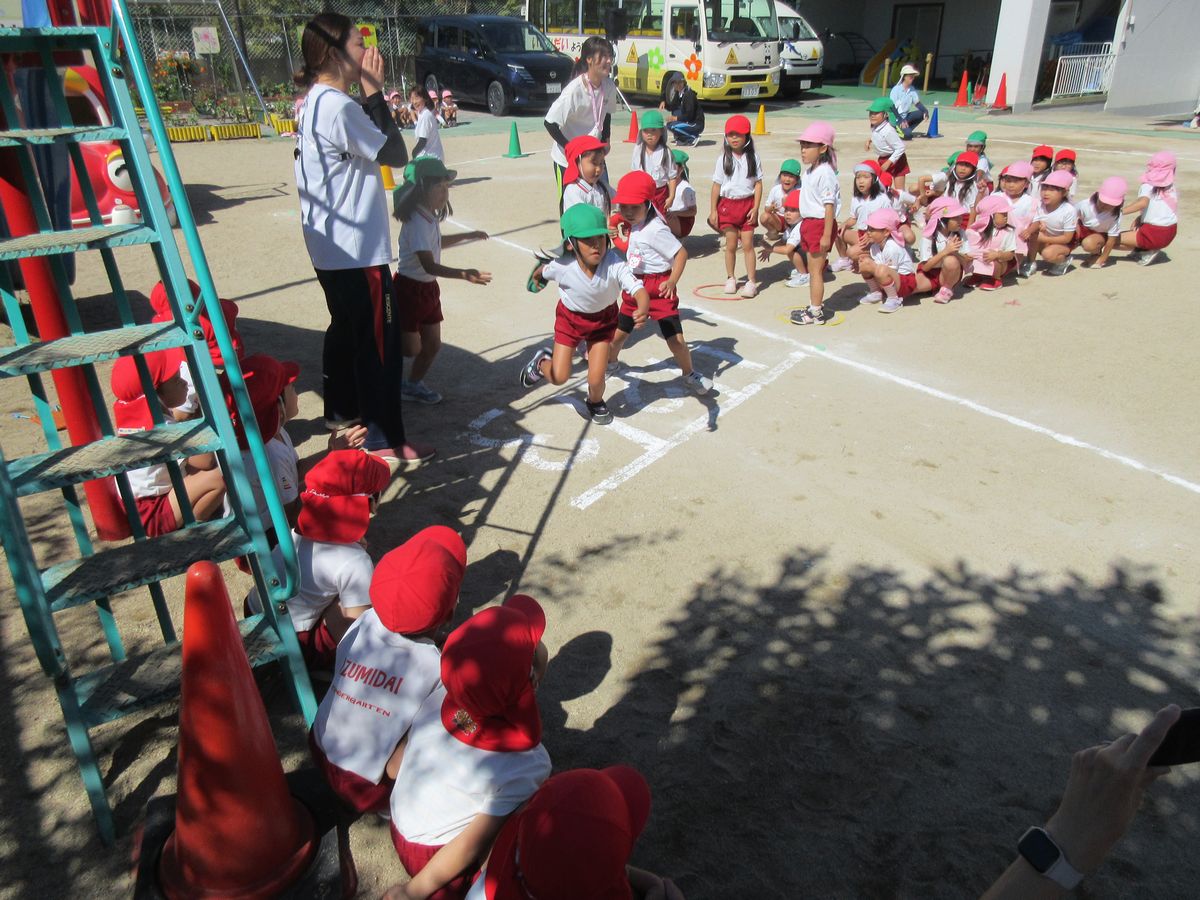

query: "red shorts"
left=1075, top=224, right=1102, bottom=242
left=1136, top=222, right=1176, bottom=251
left=652, top=183, right=670, bottom=215
left=716, top=196, right=755, bottom=232
left=880, top=153, right=910, bottom=178
left=553, top=301, right=617, bottom=347
left=295, top=619, right=338, bottom=671
left=917, top=267, right=943, bottom=292
left=135, top=493, right=177, bottom=537
left=674, top=214, right=695, bottom=236
left=309, top=731, right=393, bottom=814
left=395, top=274, right=443, bottom=332
left=621, top=271, right=677, bottom=321
left=800, top=217, right=829, bottom=254
left=855, top=227, right=868, bottom=245
left=896, top=272, right=918, bottom=298
left=390, top=824, right=475, bottom=900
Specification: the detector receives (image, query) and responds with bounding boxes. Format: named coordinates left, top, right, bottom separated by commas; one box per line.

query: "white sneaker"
left=1046, top=260, right=1073, bottom=276
left=859, top=290, right=884, bottom=304
left=785, top=271, right=810, bottom=288
left=739, top=280, right=758, bottom=298
left=1018, top=260, right=1036, bottom=278
left=830, top=257, right=853, bottom=272
left=521, top=348, right=552, bottom=387
left=1137, top=249, right=1163, bottom=267
left=879, top=296, right=903, bottom=313
left=723, top=276, right=738, bottom=294
left=684, top=370, right=713, bottom=395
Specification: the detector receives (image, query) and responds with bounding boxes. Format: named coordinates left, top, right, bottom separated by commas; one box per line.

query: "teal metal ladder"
left=0, top=3, right=316, bottom=846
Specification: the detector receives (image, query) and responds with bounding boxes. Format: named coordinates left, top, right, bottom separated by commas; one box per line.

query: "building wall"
left=1105, top=0, right=1200, bottom=115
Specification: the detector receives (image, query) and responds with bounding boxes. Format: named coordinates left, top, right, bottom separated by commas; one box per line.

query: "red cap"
left=233, top=353, right=299, bottom=447
left=440, top=594, right=546, bottom=752
left=1054, top=148, right=1076, bottom=164
left=955, top=150, right=980, bottom=168
left=724, top=114, right=752, bottom=135
left=878, top=171, right=894, bottom=189
left=782, top=189, right=800, bottom=210
left=857, top=159, right=882, bottom=176
left=150, top=279, right=243, bottom=367
left=1031, top=144, right=1054, bottom=160
left=110, top=349, right=185, bottom=431
left=370, top=526, right=465, bottom=634
left=484, top=766, right=651, bottom=900
left=612, top=170, right=657, bottom=206
left=295, top=450, right=391, bottom=544
left=562, top=135, right=606, bottom=187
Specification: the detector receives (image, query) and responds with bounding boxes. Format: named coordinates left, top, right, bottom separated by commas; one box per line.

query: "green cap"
left=966, top=130, right=988, bottom=145
left=945, top=150, right=961, bottom=168
left=639, top=109, right=665, bottom=130
left=779, top=158, right=802, bottom=176
left=671, top=149, right=690, bottom=165
left=867, top=97, right=893, bottom=113
left=560, top=204, right=611, bottom=240
left=404, top=156, right=457, bottom=183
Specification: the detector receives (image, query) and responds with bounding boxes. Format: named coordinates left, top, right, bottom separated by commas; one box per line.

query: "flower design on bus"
left=647, top=47, right=665, bottom=70
left=684, top=53, right=702, bottom=80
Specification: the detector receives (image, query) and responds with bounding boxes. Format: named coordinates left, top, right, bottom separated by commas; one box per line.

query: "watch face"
left=1018, top=828, right=1061, bottom=873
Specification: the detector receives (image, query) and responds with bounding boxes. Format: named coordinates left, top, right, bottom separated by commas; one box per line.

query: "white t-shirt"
left=174, top=359, right=199, bottom=417
left=414, top=107, right=444, bottom=161
left=994, top=190, right=1035, bottom=223
left=396, top=207, right=441, bottom=282
left=850, top=193, right=892, bottom=229
left=919, top=227, right=967, bottom=264
left=869, top=237, right=915, bottom=274
left=545, top=75, right=618, bottom=168
left=311, top=611, right=442, bottom=783
left=712, top=151, right=764, bottom=199
left=965, top=226, right=1017, bottom=258
left=625, top=215, right=681, bottom=274
left=1034, top=200, right=1078, bottom=236
left=631, top=143, right=675, bottom=187
left=562, top=179, right=611, bottom=214
left=891, top=189, right=916, bottom=223
left=1139, top=182, right=1178, bottom=226
left=668, top=179, right=697, bottom=214
left=1075, top=196, right=1122, bottom=237
left=799, top=162, right=840, bottom=219
left=763, top=182, right=789, bottom=213
left=391, top=686, right=552, bottom=845
left=945, top=177, right=979, bottom=212
left=783, top=219, right=803, bottom=247
left=543, top=250, right=642, bottom=314
left=870, top=121, right=905, bottom=163
left=241, top=429, right=299, bottom=520
left=246, top=530, right=373, bottom=631
left=295, top=83, right=391, bottom=271
left=125, top=458, right=172, bottom=497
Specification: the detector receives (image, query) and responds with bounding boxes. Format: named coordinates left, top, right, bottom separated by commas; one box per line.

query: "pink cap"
left=969, top=193, right=1011, bottom=232
left=1042, top=170, right=1075, bottom=190
left=1143, top=151, right=1176, bottom=188
left=1003, top=160, right=1034, bottom=180
left=797, top=121, right=836, bottom=147
left=865, top=208, right=904, bottom=245
left=1097, top=176, right=1127, bottom=207
left=923, top=195, right=969, bottom=238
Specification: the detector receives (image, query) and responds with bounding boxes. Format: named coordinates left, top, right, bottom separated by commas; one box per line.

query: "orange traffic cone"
left=157, top=562, right=318, bottom=898
left=953, top=71, right=969, bottom=107
left=624, top=110, right=639, bottom=143
left=973, top=80, right=986, bottom=103
left=991, top=73, right=1010, bottom=109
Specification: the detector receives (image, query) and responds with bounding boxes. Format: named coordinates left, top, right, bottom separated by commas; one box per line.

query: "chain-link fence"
left=125, top=0, right=523, bottom=123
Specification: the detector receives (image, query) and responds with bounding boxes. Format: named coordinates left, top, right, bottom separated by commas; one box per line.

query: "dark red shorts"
left=394, top=273, right=444, bottom=332
left=621, top=271, right=677, bottom=321
left=135, top=493, right=177, bottom=537
left=295, top=619, right=338, bottom=671
left=1076, top=224, right=1102, bottom=242
left=716, top=196, right=755, bottom=232
left=1136, top=222, right=1176, bottom=251
left=309, top=731, right=393, bottom=814
left=553, top=301, right=617, bottom=347
left=674, top=214, right=695, bottom=236
left=652, top=183, right=670, bottom=215
left=897, top=272, right=918, bottom=298
left=390, top=824, right=475, bottom=900
left=855, top=227, right=869, bottom=245
left=917, top=267, right=943, bottom=292
left=800, top=217, right=830, bottom=254
left=881, top=153, right=910, bottom=178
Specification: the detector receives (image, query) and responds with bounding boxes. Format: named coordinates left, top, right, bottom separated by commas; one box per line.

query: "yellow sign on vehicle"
left=626, top=42, right=638, bottom=63
left=726, top=47, right=739, bottom=65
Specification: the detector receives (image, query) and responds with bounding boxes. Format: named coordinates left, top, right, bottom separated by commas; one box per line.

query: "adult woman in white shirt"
left=544, top=37, right=617, bottom=213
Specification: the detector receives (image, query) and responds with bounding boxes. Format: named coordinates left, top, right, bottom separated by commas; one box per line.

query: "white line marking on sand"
left=461, top=408, right=600, bottom=472
left=985, top=138, right=1200, bottom=164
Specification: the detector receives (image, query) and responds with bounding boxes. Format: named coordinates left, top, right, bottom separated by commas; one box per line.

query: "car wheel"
left=424, top=73, right=439, bottom=97
left=487, top=81, right=508, bottom=116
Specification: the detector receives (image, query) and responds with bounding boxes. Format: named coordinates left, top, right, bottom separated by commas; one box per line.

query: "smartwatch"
left=1018, top=826, right=1084, bottom=889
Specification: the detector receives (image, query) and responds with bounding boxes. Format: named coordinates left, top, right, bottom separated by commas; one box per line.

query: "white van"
left=774, top=1, right=823, bottom=95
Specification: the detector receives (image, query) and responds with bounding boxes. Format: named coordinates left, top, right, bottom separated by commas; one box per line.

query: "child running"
left=608, top=171, right=712, bottom=395
left=858, top=208, right=931, bottom=313
left=919, top=195, right=971, bottom=303
left=665, top=148, right=697, bottom=237
left=964, top=194, right=1017, bottom=290
left=1021, top=169, right=1078, bottom=276
left=560, top=135, right=611, bottom=215
left=1076, top=177, right=1126, bottom=268
left=393, top=156, right=491, bottom=406
left=759, top=158, right=802, bottom=242
left=1119, top=151, right=1178, bottom=265
left=523, top=204, right=650, bottom=425
left=791, top=121, right=840, bottom=325
left=758, top=189, right=810, bottom=288
left=838, top=160, right=891, bottom=269
left=708, top=114, right=763, bottom=297
left=628, top=109, right=678, bottom=215
left=866, top=97, right=909, bottom=191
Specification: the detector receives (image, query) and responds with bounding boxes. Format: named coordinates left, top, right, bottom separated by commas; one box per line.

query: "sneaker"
left=1137, top=249, right=1163, bottom=267
left=790, top=305, right=827, bottom=325
left=521, top=348, right=552, bottom=388
left=859, top=290, right=884, bottom=304
left=1018, top=261, right=1036, bottom=278
left=1046, top=260, right=1073, bottom=276
left=401, top=379, right=442, bottom=405
left=585, top=400, right=613, bottom=424
left=978, top=277, right=1002, bottom=291
left=684, top=369, right=713, bottom=395
left=934, top=286, right=955, bottom=304
left=1128, top=251, right=1144, bottom=264
left=879, top=296, right=903, bottom=313
left=785, top=271, right=811, bottom=288
left=723, top=276, right=738, bottom=294
left=377, top=442, right=436, bottom=464
left=739, top=280, right=758, bottom=298
left=830, top=257, right=853, bottom=272
left=901, top=127, right=914, bottom=140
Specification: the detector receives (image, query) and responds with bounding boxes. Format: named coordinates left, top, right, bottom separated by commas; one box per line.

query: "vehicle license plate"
left=741, top=85, right=760, bottom=98
left=800, top=79, right=812, bottom=89
left=546, top=83, right=561, bottom=94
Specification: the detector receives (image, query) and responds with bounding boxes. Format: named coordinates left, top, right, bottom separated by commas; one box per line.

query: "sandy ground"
left=2, top=92, right=1200, bottom=899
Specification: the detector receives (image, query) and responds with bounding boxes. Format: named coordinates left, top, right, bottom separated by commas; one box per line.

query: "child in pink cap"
left=1021, top=169, right=1078, bottom=276
left=964, top=194, right=1018, bottom=290
left=918, top=195, right=970, bottom=303
left=1076, top=177, right=1126, bottom=268
left=992, top=161, right=1036, bottom=265
left=1118, top=151, right=1178, bottom=265
left=858, top=208, right=930, bottom=313
left=441, top=89, right=458, bottom=126
left=792, top=120, right=842, bottom=325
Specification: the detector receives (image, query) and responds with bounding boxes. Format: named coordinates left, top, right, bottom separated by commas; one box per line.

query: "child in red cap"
left=232, top=353, right=303, bottom=529
left=1052, top=148, right=1078, bottom=199
left=1030, top=145, right=1054, bottom=192
left=383, top=595, right=552, bottom=900
left=836, top=160, right=890, bottom=270
left=708, top=114, right=763, bottom=297
left=310, top=525, right=466, bottom=814
left=110, top=350, right=226, bottom=536
left=560, top=134, right=612, bottom=216
left=466, top=766, right=682, bottom=900
left=246, top=449, right=392, bottom=670
left=758, top=188, right=810, bottom=288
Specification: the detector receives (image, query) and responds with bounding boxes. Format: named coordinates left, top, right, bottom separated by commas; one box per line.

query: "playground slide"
left=859, top=38, right=897, bottom=86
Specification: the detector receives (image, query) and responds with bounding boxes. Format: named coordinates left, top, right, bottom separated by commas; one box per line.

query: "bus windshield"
left=704, top=0, right=777, bottom=43
left=479, top=20, right=557, bottom=54
left=777, top=15, right=817, bottom=41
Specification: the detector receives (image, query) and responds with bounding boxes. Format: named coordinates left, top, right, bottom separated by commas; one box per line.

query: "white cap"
left=900, top=64, right=920, bottom=77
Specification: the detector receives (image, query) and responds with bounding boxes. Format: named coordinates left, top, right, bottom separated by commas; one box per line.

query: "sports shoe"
left=1127, top=251, right=1143, bottom=264
left=684, top=369, right=713, bottom=395
left=790, top=305, right=827, bottom=325
left=830, top=257, right=853, bottom=272
left=859, top=290, right=884, bottom=304
left=934, top=286, right=955, bottom=303
left=723, top=276, right=738, bottom=294
left=376, top=442, right=436, bottom=464
left=786, top=271, right=811, bottom=288
left=879, top=296, right=903, bottom=313
left=901, top=126, right=914, bottom=140
left=1018, top=260, right=1036, bottom=278
left=1046, top=260, right=1073, bottom=276
left=401, top=379, right=442, bottom=404
left=585, top=400, right=613, bottom=424
left=739, top=280, right=758, bottom=298
left=1137, top=249, right=1163, bottom=267
left=521, top=348, right=552, bottom=388
left=978, top=277, right=1002, bottom=291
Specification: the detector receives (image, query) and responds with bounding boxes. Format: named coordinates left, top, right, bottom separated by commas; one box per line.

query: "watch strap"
left=1019, top=827, right=1084, bottom=890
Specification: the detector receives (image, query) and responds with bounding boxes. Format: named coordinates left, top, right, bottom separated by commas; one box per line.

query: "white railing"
left=1052, top=41, right=1113, bottom=58
left=1051, top=51, right=1117, bottom=98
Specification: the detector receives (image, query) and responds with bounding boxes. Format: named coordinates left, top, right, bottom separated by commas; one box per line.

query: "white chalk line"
left=690, top=303, right=1200, bottom=496
left=985, top=138, right=1200, bottom=164
left=452, top=147, right=550, bottom=167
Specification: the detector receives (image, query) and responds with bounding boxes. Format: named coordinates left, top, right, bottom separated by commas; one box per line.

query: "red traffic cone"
left=992, top=72, right=1010, bottom=109
left=624, top=110, right=639, bottom=143
left=953, top=71, right=969, bottom=107
left=157, top=562, right=318, bottom=899
left=973, top=80, right=986, bottom=103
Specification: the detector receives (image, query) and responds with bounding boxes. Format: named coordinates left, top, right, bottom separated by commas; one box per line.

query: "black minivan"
left=415, top=16, right=574, bottom=116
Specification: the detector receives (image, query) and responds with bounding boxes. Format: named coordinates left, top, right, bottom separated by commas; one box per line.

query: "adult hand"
left=360, top=47, right=385, bottom=97
left=465, top=269, right=492, bottom=285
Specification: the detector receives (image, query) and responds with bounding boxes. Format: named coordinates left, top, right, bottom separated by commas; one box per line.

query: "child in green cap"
left=665, top=148, right=697, bottom=237
left=759, top=158, right=803, bottom=242
left=866, top=96, right=909, bottom=192
left=629, top=109, right=679, bottom=214
left=965, top=130, right=992, bottom=179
